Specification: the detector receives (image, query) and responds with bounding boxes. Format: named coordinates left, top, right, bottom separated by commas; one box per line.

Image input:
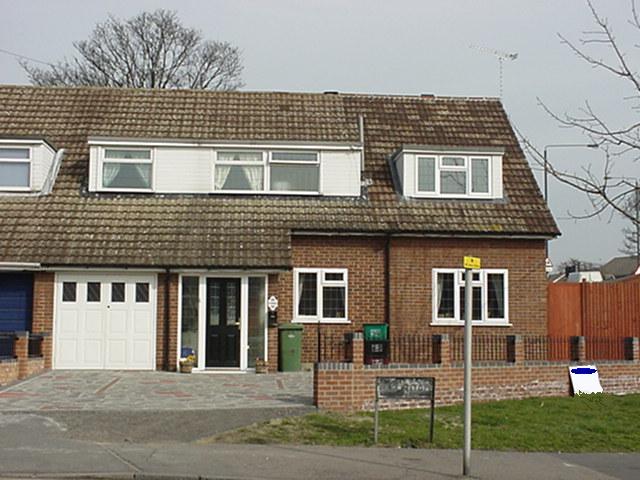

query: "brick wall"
left=156, top=273, right=179, bottom=371
left=275, top=236, right=547, bottom=365
left=314, top=336, right=640, bottom=412
left=0, top=359, right=19, bottom=386
left=32, top=272, right=54, bottom=368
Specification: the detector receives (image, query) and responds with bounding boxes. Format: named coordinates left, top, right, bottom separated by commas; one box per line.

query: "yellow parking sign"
left=463, top=256, right=481, bottom=269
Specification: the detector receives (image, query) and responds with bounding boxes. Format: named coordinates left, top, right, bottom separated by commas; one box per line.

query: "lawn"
left=203, top=394, right=640, bottom=452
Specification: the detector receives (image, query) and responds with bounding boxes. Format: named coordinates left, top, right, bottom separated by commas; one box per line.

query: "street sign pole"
left=462, top=256, right=478, bottom=476
left=463, top=265, right=472, bottom=475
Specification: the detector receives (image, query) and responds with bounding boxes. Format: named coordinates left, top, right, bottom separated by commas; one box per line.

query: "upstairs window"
left=415, top=154, right=492, bottom=198
left=215, top=151, right=264, bottom=191
left=0, top=147, right=30, bottom=190
left=433, top=269, right=508, bottom=325
left=102, top=148, right=152, bottom=190
left=270, top=151, right=319, bottom=193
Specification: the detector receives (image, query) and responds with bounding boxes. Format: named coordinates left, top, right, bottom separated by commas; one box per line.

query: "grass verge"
left=201, top=394, right=640, bottom=452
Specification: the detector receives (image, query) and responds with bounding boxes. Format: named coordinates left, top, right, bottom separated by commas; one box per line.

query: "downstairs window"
left=432, top=269, right=508, bottom=325
left=293, top=268, right=348, bottom=323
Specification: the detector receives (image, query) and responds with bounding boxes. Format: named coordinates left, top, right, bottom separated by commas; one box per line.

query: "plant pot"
left=255, top=359, right=268, bottom=374
left=180, top=361, right=194, bottom=374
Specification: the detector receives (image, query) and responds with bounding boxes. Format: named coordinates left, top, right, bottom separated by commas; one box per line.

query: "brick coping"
left=317, top=360, right=638, bottom=371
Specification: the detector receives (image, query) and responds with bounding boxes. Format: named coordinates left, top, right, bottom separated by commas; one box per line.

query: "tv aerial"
left=469, top=45, right=518, bottom=98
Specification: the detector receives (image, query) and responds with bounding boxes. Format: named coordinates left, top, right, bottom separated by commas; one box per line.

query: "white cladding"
left=0, top=140, right=56, bottom=192
left=88, top=143, right=362, bottom=196
left=394, top=150, right=504, bottom=199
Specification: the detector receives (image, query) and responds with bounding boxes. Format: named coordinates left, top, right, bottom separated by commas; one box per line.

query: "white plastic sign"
left=569, top=365, right=603, bottom=395
left=267, top=295, right=279, bottom=312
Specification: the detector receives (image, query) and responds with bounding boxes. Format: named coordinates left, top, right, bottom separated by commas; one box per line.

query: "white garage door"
left=54, top=273, right=156, bottom=370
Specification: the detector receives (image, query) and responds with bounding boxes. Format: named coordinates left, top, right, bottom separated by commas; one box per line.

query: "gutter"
left=0, top=262, right=42, bottom=271
left=384, top=235, right=391, bottom=332
left=164, top=267, right=171, bottom=371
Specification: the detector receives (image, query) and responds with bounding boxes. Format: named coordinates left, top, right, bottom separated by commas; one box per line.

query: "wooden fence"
left=548, top=275, right=640, bottom=358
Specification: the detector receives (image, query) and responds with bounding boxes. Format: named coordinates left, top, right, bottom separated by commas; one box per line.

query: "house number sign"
left=267, top=295, right=278, bottom=312
left=374, top=377, right=436, bottom=443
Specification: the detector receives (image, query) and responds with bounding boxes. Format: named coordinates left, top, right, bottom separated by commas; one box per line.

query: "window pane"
left=417, top=157, right=435, bottom=192
left=440, top=170, right=467, bottom=194
left=111, top=282, right=125, bottom=302
left=218, top=151, right=262, bottom=162
left=297, top=272, right=317, bottom=316
left=136, top=283, right=149, bottom=303
left=442, top=156, right=465, bottom=167
left=472, top=158, right=489, bottom=193
left=270, top=164, right=319, bottom=192
left=87, top=282, right=101, bottom=302
left=248, top=277, right=266, bottom=368
left=181, top=277, right=199, bottom=360
left=322, top=286, right=346, bottom=318
left=436, top=273, right=455, bottom=318
left=324, top=272, right=344, bottom=282
left=0, top=148, right=29, bottom=159
left=103, top=162, right=151, bottom=189
left=215, top=165, right=263, bottom=190
left=488, top=273, right=505, bottom=319
left=459, top=286, right=482, bottom=321
left=104, top=149, right=150, bottom=160
left=62, top=282, right=76, bottom=302
left=272, top=151, right=317, bottom=162
left=0, top=162, right=30, bottom=187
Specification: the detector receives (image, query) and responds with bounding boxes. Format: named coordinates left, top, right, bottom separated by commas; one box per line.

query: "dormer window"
left=395, top=146, right=503, bottom=199
left=0, top=147, right=31, bottom=190
left=101, top=148, right=152, bottom=191
left=269, top=151, right=319, bottom=193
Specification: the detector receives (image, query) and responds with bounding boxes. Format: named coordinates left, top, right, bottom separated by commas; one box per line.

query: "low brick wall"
left=0, top=358, right=19, bottom=386
left=314, top=334, right=640, bottom=412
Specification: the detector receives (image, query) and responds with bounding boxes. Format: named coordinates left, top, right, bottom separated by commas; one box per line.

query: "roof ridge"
left=0, top=83, right=501, bottom=102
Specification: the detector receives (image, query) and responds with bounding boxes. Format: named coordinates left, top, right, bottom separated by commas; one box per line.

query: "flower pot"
left=180, top=361, right=194, bottom=374
left=255, top=359, right=268, bottom=374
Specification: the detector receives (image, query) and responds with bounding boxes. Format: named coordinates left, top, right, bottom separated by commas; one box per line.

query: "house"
left=600, top=255, right=640, bottom=280
left=0, top=86, right=558, bottom=372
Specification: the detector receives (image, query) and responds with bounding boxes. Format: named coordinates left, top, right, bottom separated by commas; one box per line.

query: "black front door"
left=206, top=278, right=241, bottom=367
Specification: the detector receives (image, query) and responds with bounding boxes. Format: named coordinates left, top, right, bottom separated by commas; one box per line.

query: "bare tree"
left=20, top=9, right=243, bottom=90
left=519, top=1, right=640, bottom=228
left=619, top=188, right=640, bottom=256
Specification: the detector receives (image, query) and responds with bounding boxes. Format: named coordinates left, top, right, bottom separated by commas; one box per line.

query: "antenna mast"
left=469, top=45, right=518, bottom=98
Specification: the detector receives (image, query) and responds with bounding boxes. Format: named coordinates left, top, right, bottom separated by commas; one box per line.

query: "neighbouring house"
left=600, top=255, right=640, bottom=280
left=0, top=86, right=558, bottom=373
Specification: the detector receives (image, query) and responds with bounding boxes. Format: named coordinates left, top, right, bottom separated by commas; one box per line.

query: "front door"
left=206, top=278, right=241, bottom=367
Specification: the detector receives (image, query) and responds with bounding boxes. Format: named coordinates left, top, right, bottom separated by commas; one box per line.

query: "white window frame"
left=0, top=146, right=31, bottom=191
left=415, top=154, right=492, bottom=198
left=268, top=151, right=321, bottom=194
left=293, top=267, right=349, bottom=324
left=431, top=268, right=509, bottom=326
left=213, top=150, right=267, bottom=193
left=98, top=147, right=154, bottom=192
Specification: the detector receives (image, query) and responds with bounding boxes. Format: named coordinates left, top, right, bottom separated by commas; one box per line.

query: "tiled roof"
left=0, top=86, right=558, bottom=268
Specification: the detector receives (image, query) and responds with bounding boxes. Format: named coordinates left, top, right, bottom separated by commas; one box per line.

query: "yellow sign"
left=463, top=256, right=481, bottom=269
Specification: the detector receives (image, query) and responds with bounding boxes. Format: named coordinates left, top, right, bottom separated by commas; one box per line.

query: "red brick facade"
left=276, top=236, right=547, bottom=364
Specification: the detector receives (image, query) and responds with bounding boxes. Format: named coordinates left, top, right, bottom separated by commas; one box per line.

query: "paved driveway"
left=0, top=370, right=313, bottom=411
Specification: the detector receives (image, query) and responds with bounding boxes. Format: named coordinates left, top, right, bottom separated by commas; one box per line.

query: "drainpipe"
left=384, top=235, right=391, bottom=332
left=164, top=268, right=171, bottom=371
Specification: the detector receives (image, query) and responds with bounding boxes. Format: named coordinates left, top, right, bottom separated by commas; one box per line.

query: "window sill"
left=292, top=318, right=351, bottom=324
left=430, top=321, right=512, bottom=327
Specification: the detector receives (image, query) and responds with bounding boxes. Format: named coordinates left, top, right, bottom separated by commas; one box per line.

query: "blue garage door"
left=0, top=273, right=33, bottom=332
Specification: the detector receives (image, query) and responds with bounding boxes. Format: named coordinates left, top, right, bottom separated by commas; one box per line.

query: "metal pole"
left=463, top=267, right=473, bottom=476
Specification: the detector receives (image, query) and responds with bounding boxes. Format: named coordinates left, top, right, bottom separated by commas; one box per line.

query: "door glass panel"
left=208, top=281, right=220, bottom=326
left=62, top=282, right=77, bottom=302
left=181, top=277, right=199, bottom=360
left=226, top=281, right=238, bottom=326
left=248, top=277, right=266, bottom=368
left=136, top=283, right=149, bottom=303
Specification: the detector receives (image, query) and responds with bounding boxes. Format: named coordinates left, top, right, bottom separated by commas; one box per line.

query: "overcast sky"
left=1, top=0, right=638, bottom=267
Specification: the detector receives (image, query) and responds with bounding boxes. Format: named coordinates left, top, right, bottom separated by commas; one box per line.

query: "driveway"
left=0, top=370, right=312, bottom=410
left=0, top=370, right=314, bottom=443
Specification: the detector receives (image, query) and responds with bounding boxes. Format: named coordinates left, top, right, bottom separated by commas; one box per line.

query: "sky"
left=1, top=0, right=638, bottom=267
